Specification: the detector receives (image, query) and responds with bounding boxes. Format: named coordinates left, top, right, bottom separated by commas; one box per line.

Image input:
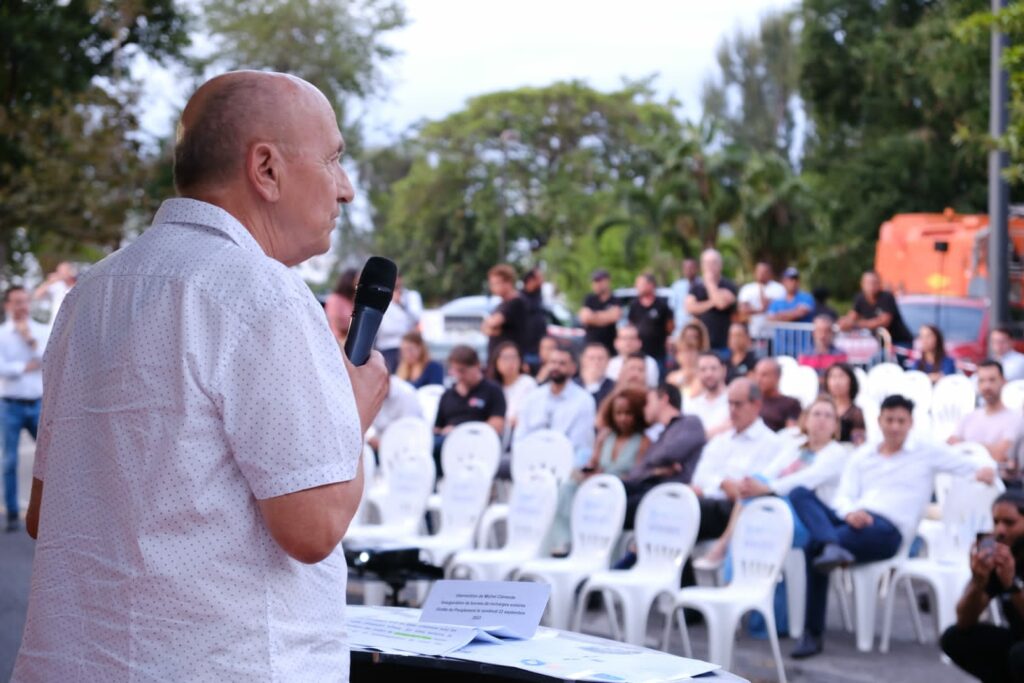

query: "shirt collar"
left=153, top=198, right=268, bottom=259
left=733, top=418, right=768, bottom=440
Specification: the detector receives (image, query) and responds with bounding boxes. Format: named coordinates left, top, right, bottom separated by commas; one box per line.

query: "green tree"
left=367, top=81, right=682, bottom=303
left=0, top=0, right=190, bottom=274
left=798, top=0, right=991, bottom=298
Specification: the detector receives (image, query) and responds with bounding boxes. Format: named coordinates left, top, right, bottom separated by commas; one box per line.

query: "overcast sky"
left=140, top=0, right=797, bottom=144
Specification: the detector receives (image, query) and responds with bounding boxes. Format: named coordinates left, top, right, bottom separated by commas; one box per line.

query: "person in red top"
left=799, top=315, right=848, bottom=376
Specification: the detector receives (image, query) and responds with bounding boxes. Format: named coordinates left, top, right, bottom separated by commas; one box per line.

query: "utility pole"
left=989, top=0, right=1010, bottom=328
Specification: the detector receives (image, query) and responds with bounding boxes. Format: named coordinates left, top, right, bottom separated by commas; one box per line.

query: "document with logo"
left=419, top=580, right=551, bottom=639
left=348, top=608, right=499, bottom=657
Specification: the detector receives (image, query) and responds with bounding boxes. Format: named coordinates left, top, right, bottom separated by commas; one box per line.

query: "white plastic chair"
left=376, top=416, right=433, bottom=479
left=416, top=384, right=446, bottom=427
left=880, top=477, right=1003, bottom=651
left=477, top=429, right=575, bottom=548
left=398, top=448, right=497, bottom=568
left=344, top=443, right=436, bottom=545
left=354, top=444, right=379, bottom=524
left=864, top=362, right=905, bottom=406
left=839, top=529, right=917, bottom=652
left=931, top=375, right=978, bottom=442
left=899, top=370, right=935, bottom=421
left=439, top=421, right=501, bottom=477
left=780, top=364, right=821, bottom=409
left=1002, top=379, right=1024, bottom=411
left=514, top=474, right=627, bottom=630
left=666, top=498, right=792, bottom=683
left=572, top=484, right=700, bottom=646
left=776, top=355, right=799, bottom=374
left=448, top=470, right=559, bottom=582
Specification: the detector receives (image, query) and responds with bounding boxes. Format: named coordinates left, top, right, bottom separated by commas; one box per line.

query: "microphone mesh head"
left=353, top=256, right=398, bottom=310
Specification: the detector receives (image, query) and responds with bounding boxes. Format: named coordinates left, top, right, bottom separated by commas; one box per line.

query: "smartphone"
left=977, top=532, right=997, bottom=555
left=580, top=466, right=596, bottom=474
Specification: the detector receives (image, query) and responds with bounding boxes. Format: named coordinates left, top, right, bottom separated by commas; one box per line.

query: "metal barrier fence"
left=756, top=322, right=895, bottom=368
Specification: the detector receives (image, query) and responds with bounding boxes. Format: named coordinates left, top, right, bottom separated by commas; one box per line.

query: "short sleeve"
left=486, top=384, right=507, bottom=419
left=213, top=296, right=363, bottom=500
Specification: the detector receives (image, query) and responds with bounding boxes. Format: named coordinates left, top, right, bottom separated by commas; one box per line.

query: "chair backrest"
left=864, top=362, right=904, bottom=406
left=729, top=497, right=794, bottom=589
left=505, top=469, right=560, bottom=554
left=634, top=483, right=701, bottom=573
left=511, top=429, right=575, bottom=484
left=898, top=370, right=935, bottom=415
left=780, top=364, right=821, bottom=409
left=377, top=445, right=437, bottom=526
left=416, top=384, right=446, bottom=427
left=932, top=375, right=979, bottom=442
left=775, top=355, right=799, bottom=373
left=354, top=443, right=378, bottom=524
left=437, top=459, right=496, bottom=536
left=441, top=421, right=502, bottom=479
left=378, top=416, right=433, bottom=479
left=1003, top=379, right=1024, bottom=412
left=935, top=477, right=1003, bottom=562
left=569, top=474, right=627, bottom=563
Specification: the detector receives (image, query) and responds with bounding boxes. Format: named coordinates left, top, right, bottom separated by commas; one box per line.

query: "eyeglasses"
left=728, top=400, right=748, bottom=408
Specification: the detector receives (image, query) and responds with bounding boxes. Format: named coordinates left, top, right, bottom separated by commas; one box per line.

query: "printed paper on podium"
left=419, top=580, right=550, bottom=639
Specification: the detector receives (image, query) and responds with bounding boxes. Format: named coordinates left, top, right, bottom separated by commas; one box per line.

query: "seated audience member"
left=533, top=335, right=560, bottom=384
left=396, top=331, right=444, bottom=388
left=950, top=360, right=1023, bottom=479
left=684, top=352, right=731, bottom=438
left=799, top=315, right=848, bottom=376
left=578, top=342, right=615, bottom=407
left=991, top=326, right=1024, bottom=382
left=621, top=384, right=706, bottom=528
left=666, top=339, right=702, bottom=400
left=433, top=345, right=506, bottom=475
left=514, top=344, right=596, bottom=467
left=606, top=324, right=659, bottom=388
left=579, top=268, right=622, bottom=355
left=549, top=388, right=650, bottom=553
left=488, top=341, right=537, bottom=448
left=910, top=324, right=956, bottom=382
left=754, top=357, right=802, bottom=431
left=325, top=267, right=357, bottom=342
left=941, top=490, right=1024, bottom=683
left=375, top=274, right=422, bottom=372
left=737, top=261, right=785, bottom=340
left=678, top=319, right=711, bottom=353
left=367, top=375, right=423, bottom=452
left=725, top=322, right=759, bottom=382
left=698, top=396, right=847, bottom=566
left=788, top=394, right=995, bottom=659
left=690, top=378, right=782, bottom=540
left=824, top=362, right=866, bottom=445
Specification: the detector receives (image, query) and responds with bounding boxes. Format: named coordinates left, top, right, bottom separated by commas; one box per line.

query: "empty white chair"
left=477, top=429, right=575, bottom=548
left=416, top=384, right=446, bottom=427
left=344, top=444, right=436, bottom=544
left=898, top=370, right=934, bottom=418
left=354, top=444, right=379, bottom=524
left=449, top=470, right=559, bottom=581
left=376, top=416, right=433, bottom=478
left=932, top=375, right=979, bottom=442
left=776, top=355, right=799, bottom=374
left=572, top=484, right=700, bottom=646
left=664, top=497, right=793, bottom=683
left=439, top=421, right=501, bottom=478
left=880, top=477, right=1003, bottom=651
left=1002, top=379, right=1024, bottom=411
left=398, top=447, right=497, bottom=567
left=780, top=364, right=821, bottom=409
left=864, top=362, right=904, bottom=406
left=514, top=474, right=627, bottom=630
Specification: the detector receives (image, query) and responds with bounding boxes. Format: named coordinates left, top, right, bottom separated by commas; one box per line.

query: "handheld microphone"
left=344, top=257, right=398, bottom=366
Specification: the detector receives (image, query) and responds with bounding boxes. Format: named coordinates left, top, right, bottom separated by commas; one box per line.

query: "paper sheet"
left=419, top=580, right=551, bottom=639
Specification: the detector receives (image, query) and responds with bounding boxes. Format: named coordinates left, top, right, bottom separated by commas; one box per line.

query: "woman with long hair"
left=823, top=363, right=866, bottom=445
left=666, top=342, right=702, bottom=399
left=488, top=341, right=537, bottom=445
left=910, top=324, right=956, bottom=382
left=325, top=268, right=358, bottom=342
left=725, top=322, right=759, bottom=382
left=395, top=331, right=444, bottom=388
left=547, top=388, right=650, bottom=553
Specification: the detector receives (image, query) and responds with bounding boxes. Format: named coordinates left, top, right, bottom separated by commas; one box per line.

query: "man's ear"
left=248, top=141, right=282, bottom=202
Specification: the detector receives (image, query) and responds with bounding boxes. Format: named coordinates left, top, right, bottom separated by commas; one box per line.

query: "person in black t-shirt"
left=578, top=269, right=622, bottom=355
left=482, top=264, right=529, bottom=362
left=433, top=345, right=506, bottom=476
left=627, top=273, right=673, bottom=366
left=519, top=267, right=548, bottom=370
left=839, top=271, right=913, bottom=348
left=686, top=249, right=738, bottom=352
left=941, top=490, right=1024, bottom=682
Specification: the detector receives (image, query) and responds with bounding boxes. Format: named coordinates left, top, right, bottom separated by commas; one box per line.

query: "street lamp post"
left=989, top=0, right=1010, bottom=328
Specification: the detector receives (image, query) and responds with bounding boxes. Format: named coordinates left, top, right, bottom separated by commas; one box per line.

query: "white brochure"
left=419, top=580, right=551, bottom=639
left=347, top=611, right=500, bottom=657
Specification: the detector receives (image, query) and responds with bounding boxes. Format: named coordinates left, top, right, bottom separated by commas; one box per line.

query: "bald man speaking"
left=12, top=72, right=388, bottom=682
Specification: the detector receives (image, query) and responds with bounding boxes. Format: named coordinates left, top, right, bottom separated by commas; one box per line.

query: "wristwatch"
left=1007, top=576, right=1024, bottom=595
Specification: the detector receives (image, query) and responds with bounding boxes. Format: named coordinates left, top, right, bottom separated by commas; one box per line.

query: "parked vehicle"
left=897, top=295, right=989, bottom=366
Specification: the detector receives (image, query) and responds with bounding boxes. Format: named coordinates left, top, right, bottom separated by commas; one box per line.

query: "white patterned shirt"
left=14, top=199, right=363, bottom=682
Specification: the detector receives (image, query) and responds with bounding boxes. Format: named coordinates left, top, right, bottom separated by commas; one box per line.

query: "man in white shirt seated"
left=605, top=324, right=659, bottom=388
left=367, top=375, right=422, bottom=453
left=515, top=344, right=596, bottom=467
left=788, top=394, right=996, bottom=659
left=949, top=360, right=1023, bottom=473
left=690, top=377, right=781, bottom=540
left=684, top=352, right=730, bottom=438
left=991, top=327, right=1024, bottom=382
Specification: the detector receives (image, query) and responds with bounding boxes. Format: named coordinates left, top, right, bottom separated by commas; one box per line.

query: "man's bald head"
left=173, top=71, right=330, bottom=195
